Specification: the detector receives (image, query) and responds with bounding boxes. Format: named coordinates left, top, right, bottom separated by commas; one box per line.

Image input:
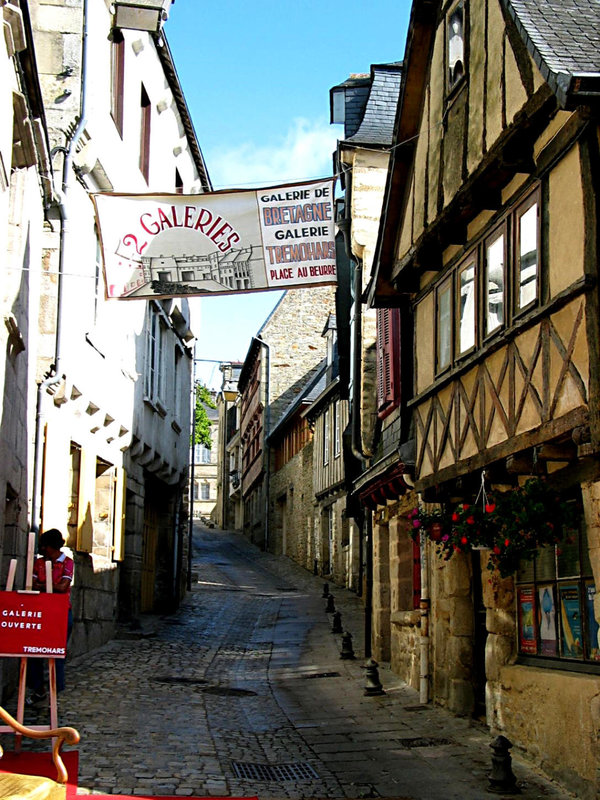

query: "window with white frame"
left=194, top=444, right=212, bottom=464
left=433, top=186, right=541, bottom=375
left=144, top=304, right=166, bottom=406
left=200, top=482, right=210, bottom=501
left=333, top=400, right=341, bottom=458
left=447, top=1, right=465, bottom=93
left=323, top=409, right=330, bottom=466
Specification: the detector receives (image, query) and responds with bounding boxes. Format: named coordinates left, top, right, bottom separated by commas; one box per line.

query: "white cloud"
left=205, top=117, right=339, bottom=190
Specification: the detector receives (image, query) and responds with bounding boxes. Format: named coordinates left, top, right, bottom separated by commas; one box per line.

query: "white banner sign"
left=92, top=178, right=336, bottom=299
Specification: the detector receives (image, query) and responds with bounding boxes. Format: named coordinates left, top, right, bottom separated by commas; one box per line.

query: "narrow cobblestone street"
left=14, top=525, right=576, bottom=799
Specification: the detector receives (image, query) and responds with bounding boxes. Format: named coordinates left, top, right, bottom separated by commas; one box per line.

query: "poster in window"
left=538, top=585, right=557, bottom=656
left=559, top=584, right=583, bottom=659
left=586, top=583, right=600, bottom=661
left=517, top=587, right=537, bottom=654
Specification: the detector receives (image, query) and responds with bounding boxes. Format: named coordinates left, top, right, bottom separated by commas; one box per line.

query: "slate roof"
left=343, top=63, right=403, bottom=148
left=502, top=0, right=600, bottom=107
left=268, top=360, right=327, bottom=441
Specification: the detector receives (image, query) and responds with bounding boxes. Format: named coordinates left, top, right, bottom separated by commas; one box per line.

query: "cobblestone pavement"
left=10, top=525, right=576, bottom=799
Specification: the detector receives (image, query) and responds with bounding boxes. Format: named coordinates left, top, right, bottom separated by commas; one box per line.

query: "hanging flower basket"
left=409, top=478, right=580, bottom=578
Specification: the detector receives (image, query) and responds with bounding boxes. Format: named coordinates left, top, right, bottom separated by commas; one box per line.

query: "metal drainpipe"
left=31, top=0, right=90, bottom=535
left=419, top=527, right=430, bottom=703
left=259, top=336, right=271, bottom=552
left=337, top=180, right=373, bottom=656
left=187, top=349, right=197, bottom=591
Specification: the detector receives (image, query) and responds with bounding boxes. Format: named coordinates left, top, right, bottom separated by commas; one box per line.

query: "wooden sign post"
left=0, top=532, right=69, bottom=748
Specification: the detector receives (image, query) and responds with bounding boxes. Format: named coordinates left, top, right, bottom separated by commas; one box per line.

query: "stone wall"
left=269, top=440, right=314, bottom=566
left=261, top=288, right=335, bottom=430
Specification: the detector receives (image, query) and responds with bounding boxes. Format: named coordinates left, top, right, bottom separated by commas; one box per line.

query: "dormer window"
left=447, top=1, right=465, bottom=92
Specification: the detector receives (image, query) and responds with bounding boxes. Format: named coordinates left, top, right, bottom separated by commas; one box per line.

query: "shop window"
left=516, top=521, right=599, bottom=667
left=447, top=1, right=465, bottom=93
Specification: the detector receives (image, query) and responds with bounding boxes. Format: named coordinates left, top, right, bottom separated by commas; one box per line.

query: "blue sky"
left=166, top=0, right=411, bottom=387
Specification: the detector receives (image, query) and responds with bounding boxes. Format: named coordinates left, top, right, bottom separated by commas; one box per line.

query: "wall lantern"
left=111, top=0, right=174, bottom=34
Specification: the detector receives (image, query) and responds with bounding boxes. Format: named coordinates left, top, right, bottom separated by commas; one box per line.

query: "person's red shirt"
left=33, top=552, right=74, bottom=606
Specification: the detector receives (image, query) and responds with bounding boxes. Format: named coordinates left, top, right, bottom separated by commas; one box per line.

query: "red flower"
left=452, top=512, right=459, bottom=522
left=493, top=546, right=501, bottom=555
left=485, top=503, right=496, bottom=514
left=504, top=538, right=510, bottom=547
left=462, top=504, right=470, bottom=511
left=460, top=536, right=468, bottom=545
left=467, top=516, right=475, bottom=525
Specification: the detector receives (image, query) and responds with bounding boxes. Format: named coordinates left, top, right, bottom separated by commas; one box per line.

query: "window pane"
left=458, top=261, right=475, bottom=354
left=558, top=584, right=583, bottom=659
left=437, top=281, right=452, bottom=370
left=536, top=545, right=556, bottom=582
left=447, top=3, right=464, bottom=89
left=518, top=203, right=538, bottom=308
left=538, top=585, right=558, bottom=656
left=557, top=534, right=580, bottom=579
left=585, top=582, right=600, bottom=661
left=486, top=233, right=504, bottom=334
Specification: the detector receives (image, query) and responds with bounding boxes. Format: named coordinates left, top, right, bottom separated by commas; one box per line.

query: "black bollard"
left=325, top=593, right=336, bottom=613
left=488, top=735, right=520, bottom=794
left=340, top=631, right=356, bottom=660
left=331, top=611, right=343, bottom=633
left=363, top=658, right=385, bottom=696
left=322, top=582, right=329, bottom=598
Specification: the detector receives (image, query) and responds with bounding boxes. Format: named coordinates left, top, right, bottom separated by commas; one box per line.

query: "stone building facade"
left=8, top=0, right=211, bottom=673
left=238, top=288, right=335, bottom=551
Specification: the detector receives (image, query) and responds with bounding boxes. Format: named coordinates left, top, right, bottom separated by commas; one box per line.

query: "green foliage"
left=409, top=478, right=581, bottom=578
left=192, top=383, right=216, bottom=448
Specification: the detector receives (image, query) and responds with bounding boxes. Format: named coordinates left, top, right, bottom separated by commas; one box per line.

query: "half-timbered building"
left=368, top=0, right=600, bottom=794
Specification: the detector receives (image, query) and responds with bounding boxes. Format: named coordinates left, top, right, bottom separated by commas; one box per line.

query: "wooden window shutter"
left=112, top=467, right=127, bottom=562
left=376, top=308, right=401, bottom=418
left=41, top=423, right=69, bottom=532
left=77, top=449, right=96, bottom=553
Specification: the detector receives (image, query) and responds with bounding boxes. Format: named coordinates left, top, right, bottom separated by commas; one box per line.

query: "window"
left=140, top=85, right=151, bottom=182
left=457, top=257, right=476, bottom=354
left=432, top=187, right=541, bottom=375
left=333, top=400, right=341, bottom=458
left=516, top=521, right=599, bottom=667
left=144, top=304, right=165, bottom=406
left=447, top=1, right=465, bottom=93
left=200, top=482, right=210, bottom=501
left=110, top=34, right=125, bottom=137
left=323, top=410, right=330, bottom=466
left=485, top=228, right=506, bottom=336
left=436, top=279, right=452, bottom=372
left=376, top=307, right=402, bottom=417
left=194, top=444, right=212, bottom=464
left=516, top=196, right=539, bottom=310
left=181, top=270, right=195, bottom=282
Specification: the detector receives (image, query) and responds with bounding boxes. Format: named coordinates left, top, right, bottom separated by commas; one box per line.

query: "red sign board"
left=0, top=591, right=69, bottom=658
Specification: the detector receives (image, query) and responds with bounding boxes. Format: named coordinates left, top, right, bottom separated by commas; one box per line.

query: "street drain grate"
left=399, top=737, right=452, bottom=748
left=232, top=761, right=319, bottom=781
left=202, top=686, right=257, bottom=697
left=155, top=676, right=207, bottom=685
left=302, top=671, right=341, bottom=679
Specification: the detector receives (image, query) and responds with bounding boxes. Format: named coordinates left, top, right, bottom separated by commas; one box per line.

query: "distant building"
left=191, top=394, right=219, bottom=523
left=215, top=363, right=243, bottom=531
